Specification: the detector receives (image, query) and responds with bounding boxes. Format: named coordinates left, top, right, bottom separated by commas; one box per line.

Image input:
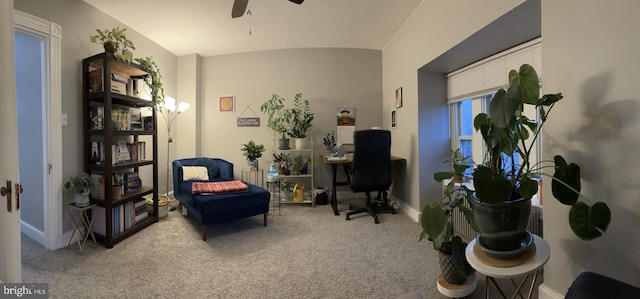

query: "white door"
left=0, top=3, right=23, bottom=283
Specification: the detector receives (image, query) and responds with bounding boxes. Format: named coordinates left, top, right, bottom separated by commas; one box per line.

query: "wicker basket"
left=439, top=252, right=467, bottom=285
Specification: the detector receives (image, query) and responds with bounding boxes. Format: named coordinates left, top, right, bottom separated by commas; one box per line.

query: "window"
left=450, top=94, right=490, bottom=172
left=447, top=38, right=542, bottom=177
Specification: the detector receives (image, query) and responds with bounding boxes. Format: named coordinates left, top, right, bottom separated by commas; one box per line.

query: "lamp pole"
left=159, top=97, right=189, bottom=210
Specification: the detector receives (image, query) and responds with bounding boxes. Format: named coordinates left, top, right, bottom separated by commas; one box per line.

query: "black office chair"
left=346, top=129, right=396, bottom=224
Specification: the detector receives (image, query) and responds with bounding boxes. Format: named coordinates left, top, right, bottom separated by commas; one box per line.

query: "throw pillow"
left=182, top=166, right=209, bottom=181
left=193, top=157, right=220, bottom=179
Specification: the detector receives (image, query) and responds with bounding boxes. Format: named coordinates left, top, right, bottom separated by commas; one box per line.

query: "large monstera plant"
left=465, top=64, right=610, bottom=241
left=433, top=64, right=611, bottom=244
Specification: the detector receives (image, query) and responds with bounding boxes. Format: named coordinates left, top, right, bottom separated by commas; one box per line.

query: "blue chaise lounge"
left=172, top=157, right=270, bottom=241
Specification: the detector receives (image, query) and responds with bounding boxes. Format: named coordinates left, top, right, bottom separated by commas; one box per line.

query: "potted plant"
left=261, top=94, right=293, bottom=150
left=280, top=178, right=294, bottom=201
left=293, top=156, right=311, bottom=175
left=289, top=93, right=314, bottom=149
left=421, top=148, right=476, bottom=284
left=450, top=64, right=610, bottom=257
left=240, top=140, right=265, bottom=170
left=64, top=172, right=101, bottom=207
left=89, top=26, right=136, bottom=63
left=280, top=153, right=293, bottom=175
left=133, top=56, right=164, bottom=105
left=323, top=131, right=336, bottom=156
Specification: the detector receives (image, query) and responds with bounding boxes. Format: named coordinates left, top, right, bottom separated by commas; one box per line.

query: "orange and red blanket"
left=192, top=180, right=249, bottom=194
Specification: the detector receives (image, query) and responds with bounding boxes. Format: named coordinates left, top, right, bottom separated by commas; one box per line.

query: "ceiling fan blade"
left=232, top=0, right=249, bottom=18
left=289, top=0, right=304, bottom=4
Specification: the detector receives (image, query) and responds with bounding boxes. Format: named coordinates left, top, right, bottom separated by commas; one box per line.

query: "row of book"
left=89, top=104, right=151, bottom=131
left=90, top=141, right=146, bottom=165
left=91, top=171, right=142, bottom=200
left=92, top=198, right=149, bottom=237
left=88, top=68, right=141, bottom=98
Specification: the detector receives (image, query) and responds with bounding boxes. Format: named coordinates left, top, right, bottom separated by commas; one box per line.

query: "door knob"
left=1, top=180, right=11, bottom=212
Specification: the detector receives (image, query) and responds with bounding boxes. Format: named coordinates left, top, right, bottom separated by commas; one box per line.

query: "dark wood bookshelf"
left=82, top=52, right=159, bottom=248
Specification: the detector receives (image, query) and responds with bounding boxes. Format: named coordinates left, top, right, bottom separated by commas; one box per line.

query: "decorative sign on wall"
left=237, top=105, right=260, bottom=127
left=237, top=117, right=260, bottom=127
left=219, top=95, right=235, bottom=113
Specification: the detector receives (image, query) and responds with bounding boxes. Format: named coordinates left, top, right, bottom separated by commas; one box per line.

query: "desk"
left=320, top=155, right=404, bottom=215
left=465, top=234, right=549, bottom=299
left=66, top=203, right=98, bottom=255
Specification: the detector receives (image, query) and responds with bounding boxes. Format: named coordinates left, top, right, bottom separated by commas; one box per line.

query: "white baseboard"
left=20, top=220, right=44, bottom=246
left=539, top=283, right=564, bottom=299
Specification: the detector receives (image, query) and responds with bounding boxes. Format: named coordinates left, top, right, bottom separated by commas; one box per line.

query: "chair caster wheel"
left=346, top=216, right=351, bottom=220
left=374, top=219, right=380, bottom=224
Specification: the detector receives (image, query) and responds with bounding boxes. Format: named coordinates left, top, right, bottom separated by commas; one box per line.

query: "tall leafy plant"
left=466, top=64, right=610, bottom=240
left=289, top=93, right=314, bottom=138
left=261, top=94, right=292, bottom=139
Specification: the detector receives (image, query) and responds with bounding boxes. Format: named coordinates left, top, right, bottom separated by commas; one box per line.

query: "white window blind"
left=447, top=38, right=541, bottom=103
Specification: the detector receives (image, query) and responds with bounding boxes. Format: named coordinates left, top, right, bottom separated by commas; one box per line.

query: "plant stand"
left=66, top=203, right=98, bottom=255
left=437, top=273, right=477, bottom=298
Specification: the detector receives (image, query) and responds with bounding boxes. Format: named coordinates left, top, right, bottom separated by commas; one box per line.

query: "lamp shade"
left=177, top=102, right=190, bottom=113
left=164, top=96, right=176, bottom=112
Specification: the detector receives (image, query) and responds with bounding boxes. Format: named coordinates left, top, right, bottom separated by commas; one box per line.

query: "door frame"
left=14, top=10, right=63, bottom=250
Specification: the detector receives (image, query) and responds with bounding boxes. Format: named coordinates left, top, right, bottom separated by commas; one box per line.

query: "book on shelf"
left=93, top=200, right=145, bottom=237
left=89, top=105, right=104, bottom=130
left=88, top=69, right=103, bottom=93
left=111, top=106, right=130, bottom=131
left=129, top=107, right=142, bottom=131
left=117, top=140, right=131, bottom=163
left=91, top=141, right=146, bottom=165
left=111, top=72, right=129, bottom=96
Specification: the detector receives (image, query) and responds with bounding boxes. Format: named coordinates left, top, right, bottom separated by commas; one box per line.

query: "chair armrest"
left=172, top=159, right=187, bottom=198
left=214, top=159, right=234, bottom=180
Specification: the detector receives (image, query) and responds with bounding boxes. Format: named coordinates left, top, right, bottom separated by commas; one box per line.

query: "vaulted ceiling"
left=83, top=0, right=423, bottom=56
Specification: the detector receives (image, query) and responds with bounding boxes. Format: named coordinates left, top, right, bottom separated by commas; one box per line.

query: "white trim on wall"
left=14, top=10, right=64, bottom=250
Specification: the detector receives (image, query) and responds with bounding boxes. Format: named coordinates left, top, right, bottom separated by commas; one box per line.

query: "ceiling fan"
left=232, top=0, right=305, bottom=18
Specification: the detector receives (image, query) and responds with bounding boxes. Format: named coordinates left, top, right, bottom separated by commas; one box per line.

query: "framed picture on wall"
left=219, top=95, right=235, bottom=113
left=395, top=87, right=403, bottom=108
left=391, top=109, right=397, bottom=129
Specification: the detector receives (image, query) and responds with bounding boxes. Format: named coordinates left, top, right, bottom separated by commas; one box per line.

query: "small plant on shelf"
left=323, top=131, right=336, bottom=152
left=288, top=93, right=314, bottom=139
left=293, top=156, right=311, bottom=175
left=89, top=26, right=135, bottom=63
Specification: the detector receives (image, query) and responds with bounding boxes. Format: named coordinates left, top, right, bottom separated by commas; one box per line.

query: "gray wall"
left=541, top=0, right=640, bottom=294
left=15, top=0, right=178, bottom=233
left=196, top=48, right=383, bottom=189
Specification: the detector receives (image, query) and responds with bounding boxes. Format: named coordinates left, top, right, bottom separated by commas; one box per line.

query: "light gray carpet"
left=21, top=201, right=541, bottom=298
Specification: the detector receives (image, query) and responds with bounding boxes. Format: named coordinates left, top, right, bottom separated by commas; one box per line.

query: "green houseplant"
left=133, top=56, right=164, bottom=105
left=293, top=156, right=311, bottom=175
left=240, top=140, right=265, bottom=170
left=64, top=172, right=101, bottom=207
left=261, top=94, right=293, bottom=150
left=89, top=26, right=136, bottom=63
left=323, top=131, right=336, bottom=155
left=420, top=149, right=476, bottom=284
left=446, top=64, right=610, bottom=256
left=289, top=93, right=315, bottom=149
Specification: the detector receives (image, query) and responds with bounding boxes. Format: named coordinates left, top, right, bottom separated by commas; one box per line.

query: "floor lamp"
left=159, top=96, right=190, bottom=210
